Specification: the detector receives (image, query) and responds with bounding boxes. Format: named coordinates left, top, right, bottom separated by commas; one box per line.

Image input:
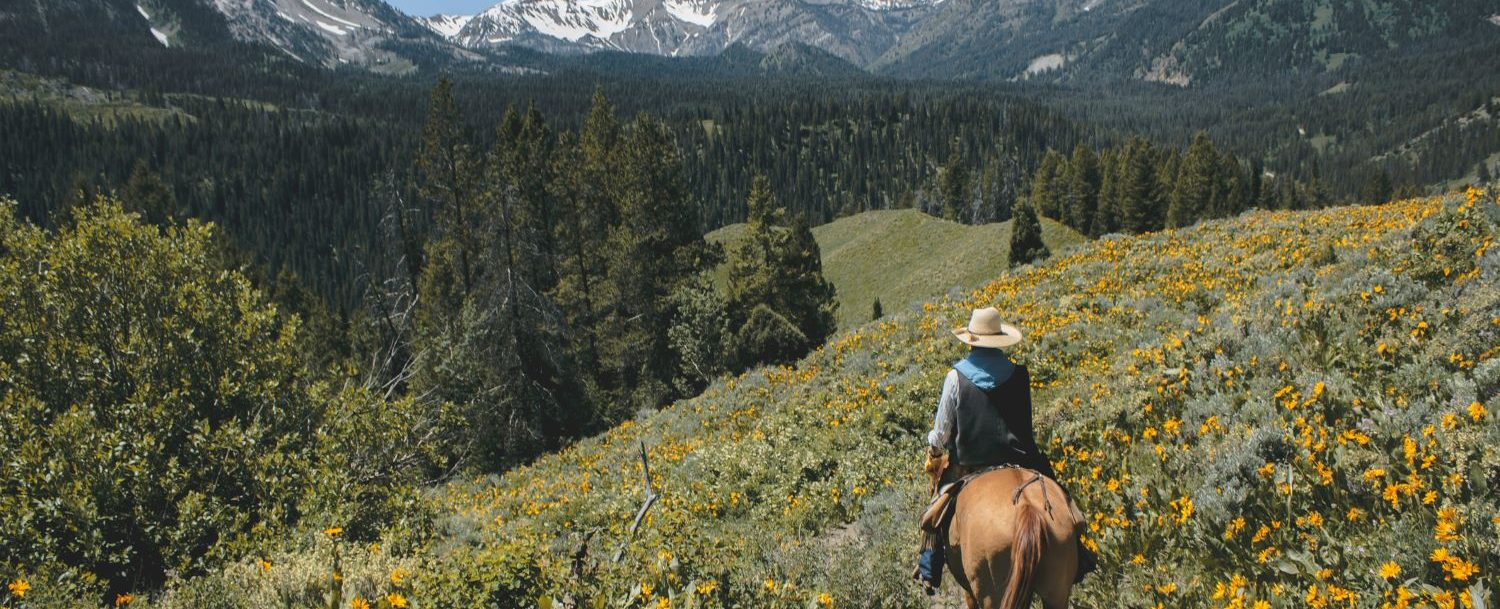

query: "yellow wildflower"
left=764, top=578, right=776, bottom=592
left=1445, top=557, right=1478, bottom=581
left=1435, top=507, right=1461, bottom=542
left=324, top=527, right=343, bottom=537
left=817, top=592, right=834, bottom=607
left=1379, top=562, right=1401, bottom=580
left=390, top=568, right=407, bottom=586
left=1468, top=402, right=1487, bottom=422
left=695, top=580, right=718, bottom=596
left=386, top=593, right=408, bottom=609
left=1252, top=525, right=1271, bottom=544
left=7, top=579, right=29, bottom=599
left=351, top=597, right=371, bottom=609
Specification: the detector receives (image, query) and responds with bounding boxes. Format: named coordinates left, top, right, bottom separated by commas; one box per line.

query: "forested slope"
left=123, top=189, right=1498, bottom=609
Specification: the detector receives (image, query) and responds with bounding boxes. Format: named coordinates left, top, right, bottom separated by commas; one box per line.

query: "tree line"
left=363, top=81, right=839, bottom=470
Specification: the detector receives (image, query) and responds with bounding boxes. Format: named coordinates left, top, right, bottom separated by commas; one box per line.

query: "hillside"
left=145, top=190, right=1498, bottom=608
left=707, top=209, right=1086, bottom=329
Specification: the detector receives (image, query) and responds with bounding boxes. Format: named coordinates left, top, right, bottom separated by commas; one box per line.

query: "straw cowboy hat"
left=951, top=307, right=1023, bottom=348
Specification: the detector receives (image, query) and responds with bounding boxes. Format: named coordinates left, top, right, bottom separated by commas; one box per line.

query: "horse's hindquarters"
left=946, top=469, right=1079, bottom=609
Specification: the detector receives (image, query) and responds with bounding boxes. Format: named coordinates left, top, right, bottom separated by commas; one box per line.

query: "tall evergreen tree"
left=1117, top=138, right=1160, bottom=233
left=597, top=113, right=711, bottom=414
left=727, top=176, right=837, bottom=368
left=1168, top=132, right=1219, bottom=229
left=974, top=151, right=1019, bottom=224
left=550, top=91, right=619, bottom=378
left=1093, top=150, right=1121, bottom=236
left=1030, top=150, right=1066, bottom=220
left=1064, top=144, right=1100, bottom=235
left=939, top=146, right=969, bottom=222
left=414, top=77, right=479, bottom=289
left=1008, top=200, right=1049, bottom=267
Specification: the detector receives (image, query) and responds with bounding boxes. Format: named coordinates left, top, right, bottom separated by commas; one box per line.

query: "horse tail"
left=1000, top=501, right=1045, bottom=609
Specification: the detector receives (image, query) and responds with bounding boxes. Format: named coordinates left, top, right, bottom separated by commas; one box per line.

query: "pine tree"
left=1168, top=132, right=1218, bottom=229
left=1008, top=200, right=1048, bottom=267
left=1117, top=138, right=1159, bottom=233
left=1362, top=169, right=1394, bottom=204
left=1064, top=145, right=1100, bottom=235
left=739, top=304, right=808, bottom=366
left=1030, top=150, right=1066, bottom=220
left=551, top=91, right=619, bottom=376
left=599, top=113, right=710, bottom=413
left=1093, top=150, right=1121, bottom=236
left=779, top=213, right=838, bottom=344
left=939, top=146, right=969, bottom=222
left=975, top=152, right=1018, bottom=224
left=121, top=160, right=176, bottom=226
left=727, top=176, right=837, bottom=368
left=414, top=77, right=479, bottom=289
left=872, top=298, right=883, bottom=321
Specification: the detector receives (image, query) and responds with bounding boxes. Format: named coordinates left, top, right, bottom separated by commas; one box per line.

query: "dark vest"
left=952, top=365, right=1035, bottom=467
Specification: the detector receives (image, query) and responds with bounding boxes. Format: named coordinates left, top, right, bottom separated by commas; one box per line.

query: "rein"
left=946, top=464, right=1058, bottom=521
left=1010, top=471, right=1056, bottom=520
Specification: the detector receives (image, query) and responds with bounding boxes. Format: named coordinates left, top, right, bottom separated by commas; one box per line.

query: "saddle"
left=919, top=464, right=1057, bottom=534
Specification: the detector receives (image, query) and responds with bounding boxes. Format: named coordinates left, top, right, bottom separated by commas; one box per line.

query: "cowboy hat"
left=951, top=307, right=1023, bottom=348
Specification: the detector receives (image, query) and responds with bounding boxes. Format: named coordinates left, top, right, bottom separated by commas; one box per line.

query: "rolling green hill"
left=136, top=189, right=1498, bottom=609
left=708, top=209, right=1087, bottom=329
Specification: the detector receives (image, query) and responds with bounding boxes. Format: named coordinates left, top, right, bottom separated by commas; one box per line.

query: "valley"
left=0, top=0, right=1496, bottom=607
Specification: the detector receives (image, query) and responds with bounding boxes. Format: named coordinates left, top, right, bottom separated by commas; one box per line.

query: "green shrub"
left=0, top=199, right=440, bottom=600
left=416, top=543, right=543, bottom=609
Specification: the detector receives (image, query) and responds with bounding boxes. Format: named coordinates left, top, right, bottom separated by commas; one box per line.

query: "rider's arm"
left=926, top=370, right=959, bottom=449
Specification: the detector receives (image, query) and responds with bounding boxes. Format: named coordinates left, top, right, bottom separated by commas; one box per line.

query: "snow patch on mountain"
left=858, top=0, right=943, bottom=9
left=1024, top=52, right=1063, bottom=75
left=299, top=0, right=363, bottom=28
left=663, top=0, right=715, bottom=27
left=136, top=4, right=171, bottom=46
left=447, top=0, right=945, bottom=61
left=513, top=0, right=634, bottom=42
left=419, top=14, right=474, bottom=38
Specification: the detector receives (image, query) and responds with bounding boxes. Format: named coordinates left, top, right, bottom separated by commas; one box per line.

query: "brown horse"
left=944, top=468, right=1080, bottom=609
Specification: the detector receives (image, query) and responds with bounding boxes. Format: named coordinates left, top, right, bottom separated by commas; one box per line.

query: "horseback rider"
left=914, top=307, right=1096, bottom=593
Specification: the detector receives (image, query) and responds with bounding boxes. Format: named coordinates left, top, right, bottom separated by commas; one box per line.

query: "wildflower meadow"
left=6, top=189, right=1496, bottom=609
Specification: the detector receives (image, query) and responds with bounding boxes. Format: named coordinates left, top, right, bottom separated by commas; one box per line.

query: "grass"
left=0, top=69, right=193, bottom=127
left=707, top=208, right=1086, bottom=329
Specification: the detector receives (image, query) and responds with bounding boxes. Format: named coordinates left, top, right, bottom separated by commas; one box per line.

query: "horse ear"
left=924, top=451, right=948, bottom=492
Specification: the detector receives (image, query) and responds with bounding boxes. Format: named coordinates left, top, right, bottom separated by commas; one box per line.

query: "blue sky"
left=386, top=0, right=494, bottom=16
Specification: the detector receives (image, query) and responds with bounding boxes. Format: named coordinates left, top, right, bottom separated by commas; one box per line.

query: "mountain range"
left=415, top=0, right=1500, bottom=83
left=8, top=0, right=1497, bottom=83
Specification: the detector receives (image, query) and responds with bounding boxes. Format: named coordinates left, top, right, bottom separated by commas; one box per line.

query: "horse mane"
left=1000, top=501, right=1045, bottom=609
